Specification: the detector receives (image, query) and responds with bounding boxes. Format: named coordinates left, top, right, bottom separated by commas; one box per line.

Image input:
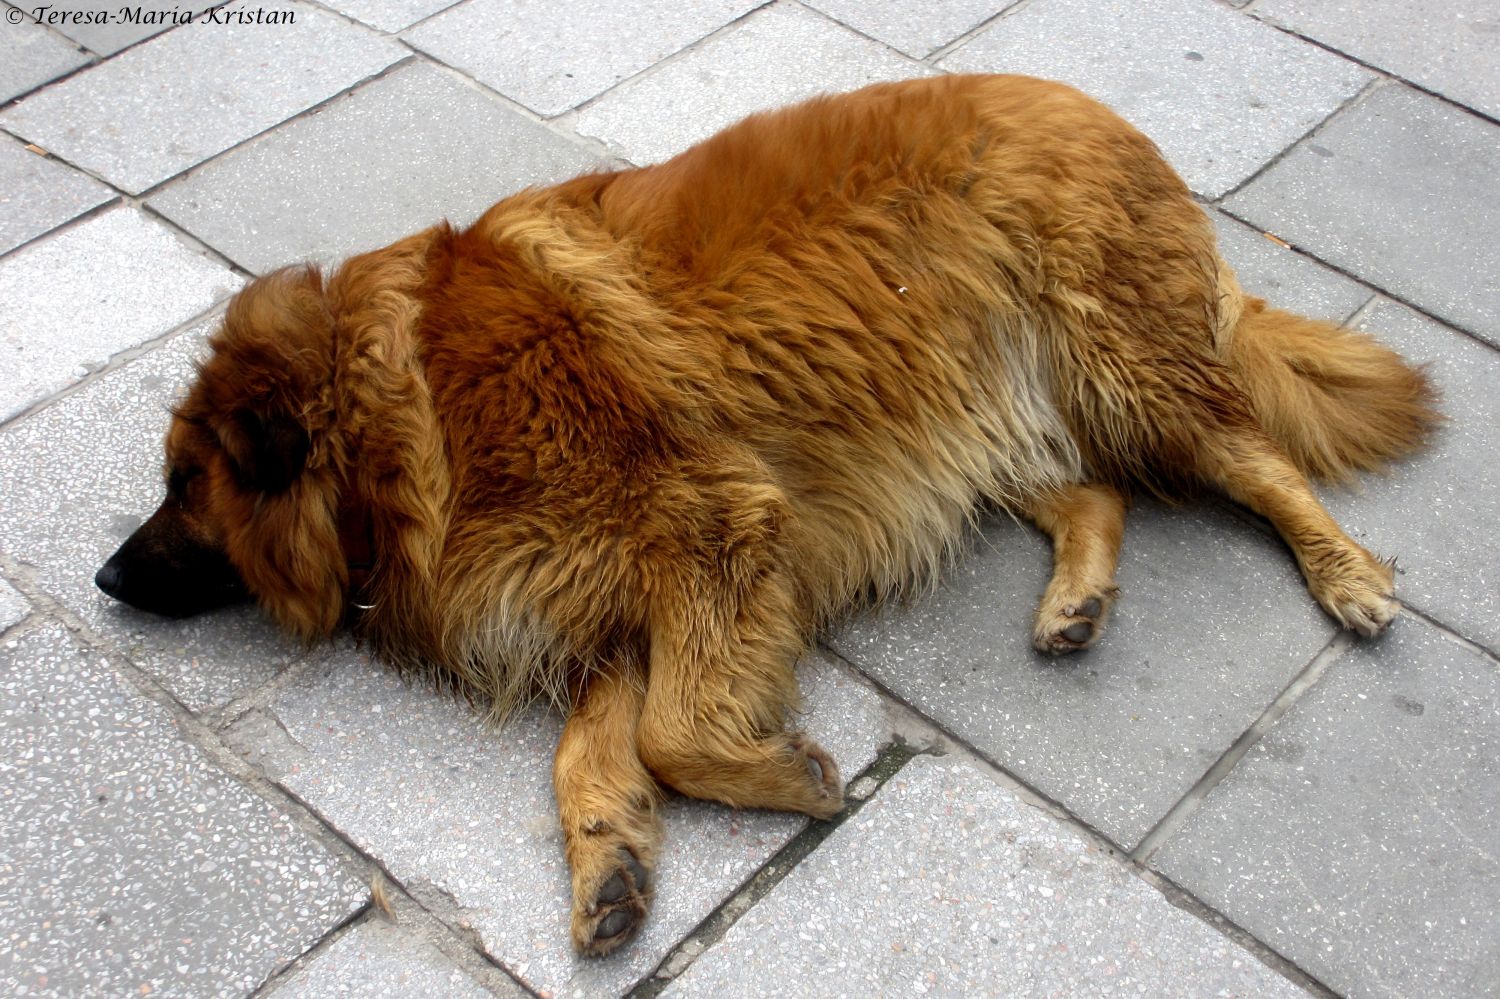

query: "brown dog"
left=96, top=74, right=1437, bottom=955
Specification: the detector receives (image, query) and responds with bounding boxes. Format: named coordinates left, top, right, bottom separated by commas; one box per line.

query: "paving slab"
left=1210, top=209, right=1372, bottom=323
left=22, top=0, right=220, bottom=57
left=318, top=0, right=460, bottom=32
left=0, top=620, right=366, bottom=997
left=571, top=2, right=928, bottom=166
left=801, top=0, right=1010, bottom=58
left=0, top=206, right=240, bottom=421
left=0, top=579, right=27, bottom=634
left=404, top=0, right=761, bottom=117
left=0, top=320, right=313, bottom=711
left=1154, top=615, right=1500, bottom=999
left=667, top=754, right=1304, bottom=999
left=0, top=2, right=404, bottom=194
left=1225, top=83, right=1500, bottom=346
left=938, top=0, right=1373, bottom=198
left=272, top=920, right=505, bottom=998
left=832, top=499, right=1336, bottom=849
left=150, top=60, right=600, bottom=275
left=0, top=135, right=114, bottom=257
left=1255, top=0, right=1500, bottom=121
left=0, top=9, right=89, bottom=102
left=1315, top=299, right=1500, bottom=653
left=233, top=646, right=890, bottom=998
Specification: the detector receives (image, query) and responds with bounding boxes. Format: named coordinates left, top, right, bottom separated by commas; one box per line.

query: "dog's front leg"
left=553, top=660, right=662, bottom=956
left=1023, top=482, right=1127, bottom=654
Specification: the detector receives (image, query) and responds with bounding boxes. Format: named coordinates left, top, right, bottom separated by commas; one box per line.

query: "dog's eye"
left=167, top=467, right=200, bottom=502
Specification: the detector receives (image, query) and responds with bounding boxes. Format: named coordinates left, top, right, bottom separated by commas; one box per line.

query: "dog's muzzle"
left=95, top=503, right=248, bottom=618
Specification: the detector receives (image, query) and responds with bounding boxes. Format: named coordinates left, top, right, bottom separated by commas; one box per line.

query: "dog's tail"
left=1222, top=296, right=1441, bottom=482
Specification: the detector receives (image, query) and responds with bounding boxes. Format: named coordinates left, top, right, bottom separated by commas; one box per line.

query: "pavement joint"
left=625, top=740, right=929, bottom=998
left=1131, top=631, right=1353, bottom=863
left=0, top=297, right=228, bottom=433
left=1249, top=13, right=1500, bottom=130
left=922, top=0, right=1030, bottom=65
left=1211, top=74, right=1386, bottom=205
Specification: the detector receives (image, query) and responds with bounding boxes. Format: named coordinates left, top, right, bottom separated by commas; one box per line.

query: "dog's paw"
left=1033, top=588, right=1116, bottom=655
left=788, top=733, right=844, bottom=820
left=1308, top=552, right=1399, bottom=638
left=572, top=846, right=652, bottom=957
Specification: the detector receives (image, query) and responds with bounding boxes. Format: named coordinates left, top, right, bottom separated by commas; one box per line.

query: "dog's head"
left=96, top=266, right=347, bottom=637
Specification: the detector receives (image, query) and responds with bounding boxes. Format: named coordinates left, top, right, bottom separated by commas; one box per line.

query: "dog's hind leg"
left=554, top=661, right=662, bottom=956
left=636, top=565, right=843, bottom=821
left=1199, top=429, right=1398, bottom=636
left=1022, top=482, right=1127, bottom=655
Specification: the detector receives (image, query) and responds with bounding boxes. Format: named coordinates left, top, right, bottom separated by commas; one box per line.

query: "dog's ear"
left=217, top=407, right=310, bottom=494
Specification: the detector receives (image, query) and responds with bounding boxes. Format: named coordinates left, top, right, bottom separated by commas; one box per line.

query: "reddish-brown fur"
left=120, top=75, right=1438, bottom=954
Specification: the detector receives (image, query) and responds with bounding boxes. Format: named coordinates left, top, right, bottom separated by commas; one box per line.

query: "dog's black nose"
left=95, top=560, right=124, bottom=598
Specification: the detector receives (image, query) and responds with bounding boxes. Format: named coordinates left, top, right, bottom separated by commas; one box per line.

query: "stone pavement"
left=1, top=0, right=1496, bottom=995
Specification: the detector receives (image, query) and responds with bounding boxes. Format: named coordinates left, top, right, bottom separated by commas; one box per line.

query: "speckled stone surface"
left=1154, top=616, right=1500, bottom=998
left=572, top=2, right=928, bottom=166
left=239, top=647, right=890, bottom=997
left=803, top=0, right=1009, bottom=58
left=1210, top=209, right=1372, bottom=323
left=1316, top=300, right=1500, bottom=653
left=273, top=920, right=505, bottom=998
left=150, top=61, right=600, bottom=275
left=668, top=755, right=1305, bottom=999
left=0, top=207, right=239, bottom=421
left=0, top=579, right=28, bottom=634
left=833, top=499, right=1336, bottom=849
left=0, top=11, right=89, bottom=102
left=1256, top=0, right=1500, bottom=120
left=0, top=3, right=403, bottom=193
left=404, top=0, right=761, bottom=117
left=0, top=136, right=114, bottom=256
left=0, top=620, right=366, bottom=997
left=31, top=0, right=220, bottom=57
left=319, top=0, right=461, bottom=32
left=0, top=322, right=311, bottom=711
left=1226, top=84, right=1500, bottom=345
left=938, top=0, right=1373, bottom=198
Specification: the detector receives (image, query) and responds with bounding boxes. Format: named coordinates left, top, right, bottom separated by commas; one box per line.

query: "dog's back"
left=429, top=74, right=1433, bottom=639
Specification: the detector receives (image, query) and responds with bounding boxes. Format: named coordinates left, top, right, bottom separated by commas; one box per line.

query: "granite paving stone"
left=25, top=0, right=221, bottom=57
left=1256, top=0, right=1500, bottom=120
left=0, top=579, right=27, bottom=634
left=1318, top=299, right=1500, bottom=652
left=801, top=0, right=1010, bottom=58
left=0, top=7, right=90, bottom=102
left=1210, top=209, right=1372, bottom=323
left=404, top=0, right=762, bottom=117
left=667, top=754, right=1305, bottom=999
left=1226, top=83, right=1500, bottom=345
left=0, top=620, right=366, bottom=997
left=317, top=0, right=460, bottom=33
left=0, top=135, right=114, bottom=257
left=235, top=646, right=889, bottom=998
left=0, top=320, right=313, bottom=711
left=0, top=206, right=240, bottom=421
left=572, top=2, right=928, bottom=166
left=273, top=920, right=506, bottom=998
left=938, top=0, right=1373, bottom=198
left=150, top=60, right=600, bottom=275
left=0, top=2, right=404, bottom=194
left=1154, top=615, right=1500, bottom=999
left=832, top=499, right=1336, bottom=849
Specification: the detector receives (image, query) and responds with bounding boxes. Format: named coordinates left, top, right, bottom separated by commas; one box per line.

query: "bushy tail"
left=1223, top=297, right=1441, bottom=482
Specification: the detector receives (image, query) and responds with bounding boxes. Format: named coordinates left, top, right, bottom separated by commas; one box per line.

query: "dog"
left=95, top=74, right=1437, bottom=955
